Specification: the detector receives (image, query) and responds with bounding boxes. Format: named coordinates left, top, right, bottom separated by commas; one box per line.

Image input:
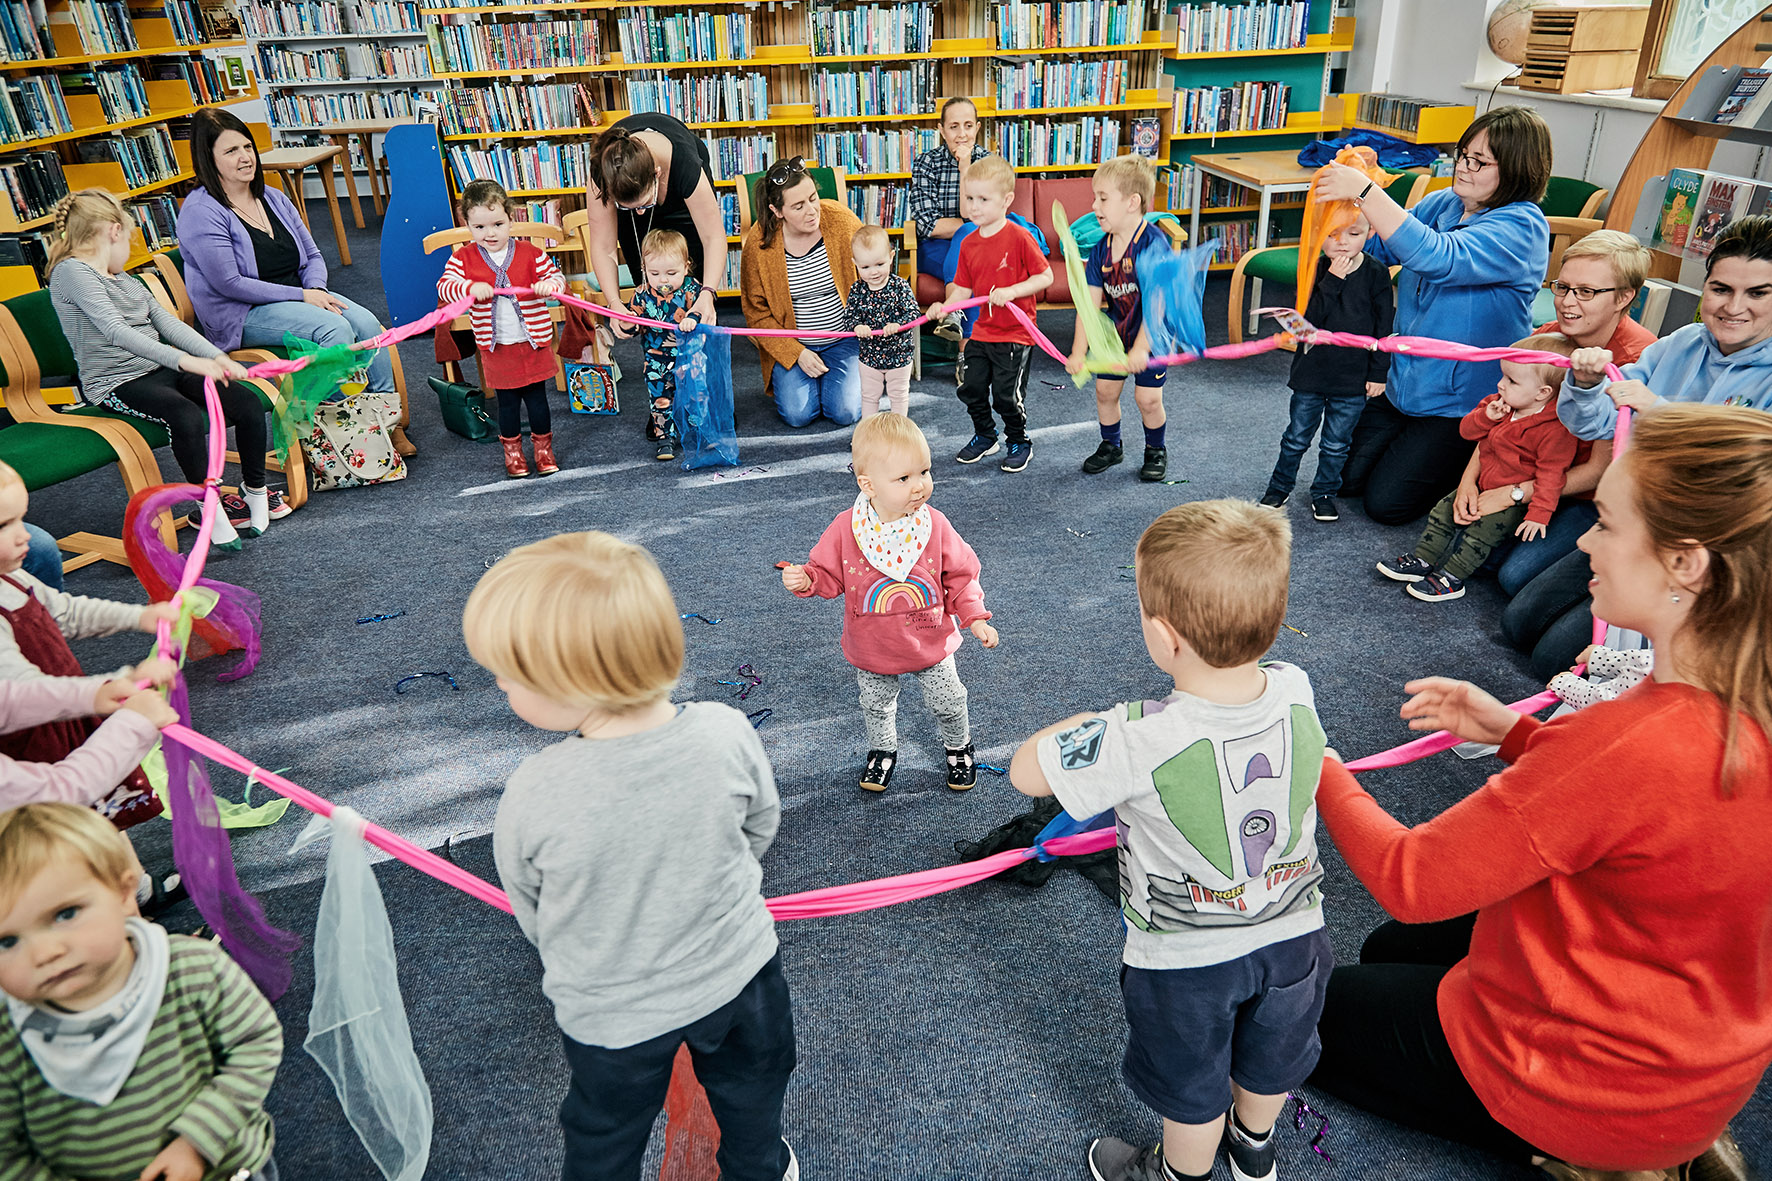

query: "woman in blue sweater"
left=1311, top=106, right=1552, bottom=524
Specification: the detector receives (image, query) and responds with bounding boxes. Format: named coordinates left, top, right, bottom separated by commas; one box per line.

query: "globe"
left=1487, top=0, right=1551, bottom=64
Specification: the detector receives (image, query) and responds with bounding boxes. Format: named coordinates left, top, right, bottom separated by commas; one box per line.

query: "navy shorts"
left=1120, top=927, right=1333, bottom=1125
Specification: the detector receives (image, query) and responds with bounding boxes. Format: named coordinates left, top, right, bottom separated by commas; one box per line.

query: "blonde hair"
left=1627, top=404, right=1772, bottom=793
left=1095, top=154, right=1156, bottom=214
left=463, top=532, right=684, bottom=712
left=641, top=228, right=690, bottom=268
left=962, top=155, right=1016, bottom=198
left=1511, top=332, right=1576, bottom=391
left=1136, top=501, right=1291, bottom=667
left=45, top=189, right=128, bottom=278
left=851, top=411, right=929, bottom=476
left=0, top=460, right=23, bottom=492
left=0, top=804, right=133, bottom=916
left=851, top=224, right=893, bottom=258
left=1560, top=230, right=1650, bottom=294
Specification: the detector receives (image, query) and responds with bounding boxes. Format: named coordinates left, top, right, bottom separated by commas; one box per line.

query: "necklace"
left=231, top=196, right=271, bottom=234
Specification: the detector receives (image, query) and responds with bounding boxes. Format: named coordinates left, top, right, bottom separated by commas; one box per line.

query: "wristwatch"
left=1355, top=180, right=1374, bottom=204
left=1511, top=485, right=1525, bottom=503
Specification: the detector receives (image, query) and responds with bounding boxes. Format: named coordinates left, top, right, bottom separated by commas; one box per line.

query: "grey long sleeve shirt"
left=48, top=258, right=222, bottom=401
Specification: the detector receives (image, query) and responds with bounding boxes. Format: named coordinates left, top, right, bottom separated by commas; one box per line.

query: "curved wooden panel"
left=380, top=124, right=458, bottom=327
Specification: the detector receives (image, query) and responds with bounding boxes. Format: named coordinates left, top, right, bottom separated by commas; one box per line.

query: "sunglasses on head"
left=765, top=156, right=807, bottom=188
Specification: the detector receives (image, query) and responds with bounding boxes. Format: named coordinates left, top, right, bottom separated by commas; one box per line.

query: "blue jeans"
left=1266, top=390, right=1366, bottom=500
left=21, top=523, right=61, bottom=590
left=240, top=295, right=394, bottom=394
left=773, top=337, right=860, bottom=427
left=1496, top=499, right=1598, bottom=595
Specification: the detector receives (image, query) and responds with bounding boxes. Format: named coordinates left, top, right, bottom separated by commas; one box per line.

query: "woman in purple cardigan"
left=175, top=107, right=394, bottom=399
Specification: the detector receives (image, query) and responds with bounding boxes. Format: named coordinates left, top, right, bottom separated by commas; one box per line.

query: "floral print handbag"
left=302, top=389, right=408, bottom=491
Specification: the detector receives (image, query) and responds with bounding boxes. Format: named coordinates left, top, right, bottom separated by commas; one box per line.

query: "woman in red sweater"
left=1311, top=404, right=1772, bottom=1179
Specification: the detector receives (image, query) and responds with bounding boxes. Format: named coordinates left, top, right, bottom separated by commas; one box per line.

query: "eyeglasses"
left=765, top=155, right=807, bottom=189
left=1547, top=281, right=1619, bottom=301
left=1455, top=152, right=1495, bottom=173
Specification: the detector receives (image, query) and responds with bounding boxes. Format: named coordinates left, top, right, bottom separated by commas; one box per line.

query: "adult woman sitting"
left=1311, top=106, right=1551, bottom=524
left=909, top=98, right=988, bottom=285
left=1506, top=216, right=1772, bottom=678
left=177, top=107, right=396, bottom=407
left=1310, top=403, right=1772, bottom=1179
left=583, top=113, right=723, bottom=335
left=739, top=160, right=862, bottom=427
left=1491, top=231, right=1654, bottom=676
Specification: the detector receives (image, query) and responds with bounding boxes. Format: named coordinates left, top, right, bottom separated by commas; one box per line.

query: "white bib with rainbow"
left=852, top=492, right=932, bottom=582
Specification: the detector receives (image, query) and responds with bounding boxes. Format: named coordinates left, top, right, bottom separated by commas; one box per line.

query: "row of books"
left=365, top=42, right=426, bottom=76
left=160, top=0, right=204, bottom=44
left=996, top=115, right=1122, bottom=168
left=1654, top=169, right=1772, bottom=258
left=0, top=73, right=69, bottom=144
left=1158, top=165, right=1303, bottom=211
left=0, top=231, right=49, bottom=274
left=267, top=85, right=436, bottom=127
left=810, top=2, right=933, bottom=57
left=1353, top=93, right=1458, bottom=135
left=812, top=61, right=938, bottom=118
left=446, top=138, right=592, bottom=195
left=1173, top=0, right=1312, bottom=54
left=989, top=56, right=1129, bottom=110
left=627, top=71, right=766, bottom=124
left=717, top=191, right=737, bottom=236
left=846, top=181, right=909, bottom=229
left=427, top=20, right=603, bottom=73
left=349, top=0, right=419, bottom=34
left=1174, top=82, right=1290, bottom=134
left=614, top=10, right=750, bottom=65
left=810, top=128, right=940, bottom=177
left=256, top=43, right=350, bottom=83
left=703, top=132, right=776, bottom=182
left=126, top=193, right=178, bottom=251
left=76, top=125, right=181, bottom=190
left=1195, top=219, right=1278, bottom=266
left=0, top=149, right=65, bottom=224
left=0, top=1, right=49, bottom=63
left=152, top=56, right=235, bottom=105
left=515, top=195, right=561, bottom=225
left=80, top=63, right=153, bottom=122
left=992, top=0, right=1150, bottom=50
left=59, top=0, right=137, bottom=53
left=441, top=80, right=596, bottom=136
left=239, top=0, right=343, bottom=37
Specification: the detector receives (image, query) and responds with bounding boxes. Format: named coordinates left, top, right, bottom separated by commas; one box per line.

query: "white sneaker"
left=782, top=1138, right=799, bottom=1181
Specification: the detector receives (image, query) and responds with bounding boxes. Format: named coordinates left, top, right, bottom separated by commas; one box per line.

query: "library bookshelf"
left=0, top=0, right=258, bottom=283
left=423, top=0, right=1181, bottom=296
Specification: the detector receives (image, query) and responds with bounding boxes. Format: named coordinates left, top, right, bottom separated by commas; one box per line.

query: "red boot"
left=531, top=431, right=559, bottom=475
left=500, top=434, right=529, bottom=478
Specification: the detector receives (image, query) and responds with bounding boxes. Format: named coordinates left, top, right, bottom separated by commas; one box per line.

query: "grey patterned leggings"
left=855, top=654, right=969, bottom=752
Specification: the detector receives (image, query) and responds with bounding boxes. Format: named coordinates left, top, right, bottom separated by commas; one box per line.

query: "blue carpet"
left=27, top=212, right=1768, bottom=1180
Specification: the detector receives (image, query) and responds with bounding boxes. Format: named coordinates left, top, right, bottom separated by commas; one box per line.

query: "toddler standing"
left=1011, top=501, right=1330, bottom=1181
left=781, top=413, right=999, bottom=791
left=629, top=229, right=705, bottom=462
left=844, top=224, right=919, bottom=416
left=1259, top=213, right=1394, bottom=522
left=467, top=532, right=799, bottom=1181
left=928, top=155, right=1053, bottom=472
left=1379, top=334, right=1580, bottom=602
left=0, top=803, right=283, bottom=1181
left=1067, top=155, right=1174, bottom=483
left=438, top=178, right=567, bottom=480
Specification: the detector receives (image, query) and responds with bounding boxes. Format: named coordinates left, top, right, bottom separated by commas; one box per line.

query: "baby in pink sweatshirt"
left=782, top=414, right=999, bottom=793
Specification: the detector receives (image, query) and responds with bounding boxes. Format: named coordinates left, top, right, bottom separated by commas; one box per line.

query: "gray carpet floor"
left=28, top=212, right=1769, bottom=1180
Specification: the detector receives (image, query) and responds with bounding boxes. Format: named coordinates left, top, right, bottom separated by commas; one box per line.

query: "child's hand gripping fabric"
left=780, top=564, right=813, bottom=594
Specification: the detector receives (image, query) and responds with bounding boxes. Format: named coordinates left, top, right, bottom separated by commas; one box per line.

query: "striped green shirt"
left=0, top=935, right=282, bottom=1181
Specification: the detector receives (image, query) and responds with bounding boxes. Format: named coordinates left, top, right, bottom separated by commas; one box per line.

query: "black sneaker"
left=955, top=434, right=1000, bottom=464
left=1081, top=440, right=1123, bottom=474
left=1225, top=1113, right=1278, bottom=1181
left=1407, top=570, right=1467, bottom=602
left=1377, top=553, right=1435, bottom=582
left=1311, top=497, right=1339, bottom=522
left=1086, top=1138, right=1169, bottom=1181
left=945, top=743, right=977, bottom=791
left=654, top=431, right=677, bottom=462
left=859, top=749, right=896, bottom=792
left=1259, top=490, right=1288, bottom=508
left=1000, top=440, right=1032, bottom=472
left=1138, top=446, right=1167, bottom=482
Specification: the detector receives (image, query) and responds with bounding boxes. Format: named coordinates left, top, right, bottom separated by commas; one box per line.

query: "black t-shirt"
left=1290, top=254, right=1395, bottom=397
left=606, top=112, right=714, bottom=276
left=242, top=205, right=301, bottom=288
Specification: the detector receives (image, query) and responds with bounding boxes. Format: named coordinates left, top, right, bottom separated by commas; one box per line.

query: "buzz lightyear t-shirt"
left=1036, top=661, right=1328, bottom=970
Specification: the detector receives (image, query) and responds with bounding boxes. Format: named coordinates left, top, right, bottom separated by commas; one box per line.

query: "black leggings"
left=105, top=367, right=267, bottom=487
left=1307, top=914, right=1541, bottom=1163
left=1338, top=394, right=1474, bottom=526
left=496, top=381, right=550, bottom=437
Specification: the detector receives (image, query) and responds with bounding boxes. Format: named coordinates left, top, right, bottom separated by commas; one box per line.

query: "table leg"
left=283, top=168, right=312, bottom=230
left=320, top=157, right=352, bottom=266
left=330, top=136, right=365, bottom=229
left=361, top=133, right=385, bottom=215
left=1249, top=186, right=1275, bottom=335
left=1189, top=168, right=1203, bottom=255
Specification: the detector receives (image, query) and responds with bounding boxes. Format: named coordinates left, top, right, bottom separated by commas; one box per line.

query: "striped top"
left=437, top=238, right=561, bottom=356
left=784, top=239, right=847, bottom=350
left=47, top=259, right=224, bottom=402
left=0, top=935, right=282, bottom=1181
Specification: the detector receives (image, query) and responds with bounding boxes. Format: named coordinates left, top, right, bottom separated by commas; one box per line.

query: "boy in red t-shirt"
left=928, top=155, right=1052, bottom=472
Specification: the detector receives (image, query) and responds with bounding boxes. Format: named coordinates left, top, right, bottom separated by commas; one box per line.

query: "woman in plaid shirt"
left=909, top=98, right=988, bottom=281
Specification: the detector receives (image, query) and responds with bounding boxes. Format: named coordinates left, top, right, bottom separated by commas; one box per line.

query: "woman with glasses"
left=585, top=114, right=724, bottom=338
left=1496, top=231, right=1654, bottom=679
left=739, top=159, right=864, bottom=427
left=1310, top=106, right=1552, bottom=525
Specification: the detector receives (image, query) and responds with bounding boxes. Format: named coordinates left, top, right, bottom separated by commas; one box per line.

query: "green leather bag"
left=428, top=376, right=494, bottom=441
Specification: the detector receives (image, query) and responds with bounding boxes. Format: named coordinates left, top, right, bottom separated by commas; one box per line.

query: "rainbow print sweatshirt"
left=795, top=506, right=991, bottom=676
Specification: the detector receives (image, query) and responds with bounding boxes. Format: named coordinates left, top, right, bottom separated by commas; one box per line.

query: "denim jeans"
left=21, top=523, right=61, bottom=590
left=1502, top=547, right=1596, bottom=681
left=1265, top=390, right=1367, bottom=500
left=240, top=295, right=394, bottom=394
left=1496, top=499, right=1598, bottom=596
left=773, top=337, right=860, bottom=427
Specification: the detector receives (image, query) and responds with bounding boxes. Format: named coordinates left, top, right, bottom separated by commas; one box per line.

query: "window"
left=1636, top=0, right=1769, bottom=99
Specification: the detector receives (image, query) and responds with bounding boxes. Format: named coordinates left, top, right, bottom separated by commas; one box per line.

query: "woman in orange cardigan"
left=739, top=159, right=863, bottom=427
left=1310, top=404, right=1772, bottom=1180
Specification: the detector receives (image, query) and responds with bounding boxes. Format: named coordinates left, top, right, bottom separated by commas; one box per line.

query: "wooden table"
left=1188, top=150, right=1318, bottom=330
left=313, top=119, right=414, bottom=222
left=259, top=144, right=354, bottom=266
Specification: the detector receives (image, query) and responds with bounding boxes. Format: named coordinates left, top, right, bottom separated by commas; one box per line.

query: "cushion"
left=0, top=420, right=132, bottom=491
left=1241, top=247, right=1301, bottom=284
left=1541, top=176, right=1602, bottom=220
left=2, top=289, right=77, bottom=384
left=1009, top=178, right=1035, bottom=224
left=916, top=271, right=946, bottom=305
